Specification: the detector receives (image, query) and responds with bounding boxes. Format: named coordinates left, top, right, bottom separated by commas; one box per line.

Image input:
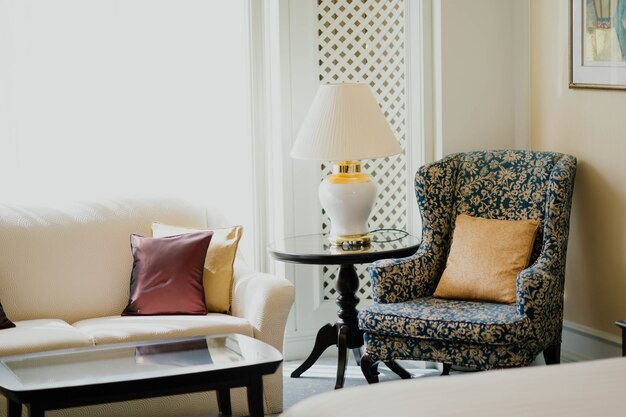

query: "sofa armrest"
left=231, top=264, right=295, bottom=352
left=368, top=245, right=437, bottom=304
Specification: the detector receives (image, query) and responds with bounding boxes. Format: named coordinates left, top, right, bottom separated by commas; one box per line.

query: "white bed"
left=281, top=357, right=625, bottom=417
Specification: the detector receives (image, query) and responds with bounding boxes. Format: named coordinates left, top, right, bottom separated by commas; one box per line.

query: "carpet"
left=275, top=359, right=442, bottom=416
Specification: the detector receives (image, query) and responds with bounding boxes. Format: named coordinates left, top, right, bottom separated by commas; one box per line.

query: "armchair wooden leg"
left=442, top=363, right=452, bottom=376
left=360, top=353, right=380, bottom=384
left=543, top=341, right=561, bottom=365
left=616, top=321, right=626, bottom=357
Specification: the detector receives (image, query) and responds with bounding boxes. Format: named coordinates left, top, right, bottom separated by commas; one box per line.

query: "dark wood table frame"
left=269, top=234, right=419, bottom=389
left=2, top=347, right=281, bottom=417
left=616, top=320, right=626, bottom=357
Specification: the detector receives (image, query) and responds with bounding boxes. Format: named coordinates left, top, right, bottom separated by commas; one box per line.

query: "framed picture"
left=571, top=0, right=626, bottom=89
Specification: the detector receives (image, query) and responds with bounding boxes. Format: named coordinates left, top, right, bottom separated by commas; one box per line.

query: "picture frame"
left=570, top=0, right=626, bottom=89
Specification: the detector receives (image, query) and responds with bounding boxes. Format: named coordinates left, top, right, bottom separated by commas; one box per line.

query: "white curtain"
left=0, top=0, right=255, bottom=259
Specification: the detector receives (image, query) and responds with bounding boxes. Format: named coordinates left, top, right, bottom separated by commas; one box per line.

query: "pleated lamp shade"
left=290, top=83, right=402, bottom=161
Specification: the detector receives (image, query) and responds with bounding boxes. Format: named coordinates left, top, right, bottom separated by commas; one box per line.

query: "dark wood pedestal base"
left=290, top=264, right=363, bottom=389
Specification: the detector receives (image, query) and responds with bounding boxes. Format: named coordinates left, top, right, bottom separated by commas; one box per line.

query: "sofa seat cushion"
left=73, top=314, right=254, bottom=345
left=358, top=297, right=530, bottom=345
left=0, top=319, right=93, bottom=356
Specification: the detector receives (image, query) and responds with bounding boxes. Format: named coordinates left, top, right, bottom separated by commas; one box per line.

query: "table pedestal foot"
left=291, top=264, right=365, bottom=389
left=384, top=360, right=413, bottom=379
left=290, top=323, right=338, bottom=378
left=335, top=325, right=350, bottom=389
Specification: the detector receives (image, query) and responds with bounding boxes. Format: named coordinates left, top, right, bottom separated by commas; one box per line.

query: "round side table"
left=268, top=230, right=420, bottom=389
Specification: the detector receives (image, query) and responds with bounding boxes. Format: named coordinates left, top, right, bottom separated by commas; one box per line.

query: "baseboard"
left=561, top=320, right=622, bottom=362
left=284, top=331, right=338, bottom=362
left=284, top=331, right=314, bottom=361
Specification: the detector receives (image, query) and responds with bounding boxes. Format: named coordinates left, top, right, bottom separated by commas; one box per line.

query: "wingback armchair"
left=358, top=150, right=577, bottom=381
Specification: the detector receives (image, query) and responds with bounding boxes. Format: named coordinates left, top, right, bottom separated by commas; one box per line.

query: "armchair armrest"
left=368, top=245, right=438, bottom=304
left=231, top=263, right=295, bottom=352
left=517, top=153, right=576, bottom=346
left=516, top=260, right=563, bottom=345
left=367, top=154, right=458, bottom=304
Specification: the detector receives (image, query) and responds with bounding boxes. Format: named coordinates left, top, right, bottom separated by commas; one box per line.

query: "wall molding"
left=406, top=0, right=431, bottom=236
left=247, top=0, right=272, bottom=273
left=561, top=320, right=621, bottom=362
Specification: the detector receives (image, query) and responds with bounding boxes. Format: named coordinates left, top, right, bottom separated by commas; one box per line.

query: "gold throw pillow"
left=433, top=214, right=540, bottom=305
left=152, top=223, right=243, bottom=314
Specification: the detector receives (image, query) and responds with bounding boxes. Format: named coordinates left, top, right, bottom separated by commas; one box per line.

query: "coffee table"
left=0, top=334, right=282, bottom=417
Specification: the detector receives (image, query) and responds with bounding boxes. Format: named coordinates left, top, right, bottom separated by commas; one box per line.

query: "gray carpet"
left=274, top=359, right=443, bottom=416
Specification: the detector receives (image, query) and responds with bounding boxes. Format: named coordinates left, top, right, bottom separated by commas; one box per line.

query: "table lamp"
left=291, top=83, right=402, bottom=246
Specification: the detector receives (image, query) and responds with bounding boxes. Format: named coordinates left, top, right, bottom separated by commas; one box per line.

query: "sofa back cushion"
left=0, top=198, right=223, bottom=323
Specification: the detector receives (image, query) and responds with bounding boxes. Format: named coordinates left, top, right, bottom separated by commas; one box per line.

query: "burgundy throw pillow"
left=0, top=301, right=16, bottom=330
left=122, top=231, right=213, bottom=316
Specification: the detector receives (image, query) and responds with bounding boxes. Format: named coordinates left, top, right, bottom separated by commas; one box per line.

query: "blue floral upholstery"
left=359, top=150, right=577, bottom=369
left=359, top=297, right=529, bottom=345
left=364, top=334, right=537, bottom=370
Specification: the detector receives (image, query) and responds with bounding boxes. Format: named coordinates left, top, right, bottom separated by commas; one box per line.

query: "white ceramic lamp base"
left=318, top=161, right=376, bottom=246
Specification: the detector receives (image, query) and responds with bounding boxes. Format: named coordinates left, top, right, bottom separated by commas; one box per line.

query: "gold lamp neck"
left=333, top=161, right=361, bottom=174
left=327, top=161, right=370, bottom=185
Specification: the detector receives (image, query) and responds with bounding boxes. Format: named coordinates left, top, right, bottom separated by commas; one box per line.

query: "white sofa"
left=0, top=198, right=295, bottom=417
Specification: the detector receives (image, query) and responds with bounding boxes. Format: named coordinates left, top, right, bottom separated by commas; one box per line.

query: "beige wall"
left=436, top=0, right=530, bottom=156
left=532, top=0, right=626, bottom=335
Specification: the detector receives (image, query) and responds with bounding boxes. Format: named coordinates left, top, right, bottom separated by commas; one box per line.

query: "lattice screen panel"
left=318, top=0, right=407, bottom=300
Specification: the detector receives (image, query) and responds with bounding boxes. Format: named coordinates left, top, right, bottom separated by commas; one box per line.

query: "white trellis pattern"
left=318, top=0, right=407, bottom=300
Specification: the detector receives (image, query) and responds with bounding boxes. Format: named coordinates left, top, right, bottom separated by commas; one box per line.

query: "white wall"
left=433, top=0, right=530, bottom=156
